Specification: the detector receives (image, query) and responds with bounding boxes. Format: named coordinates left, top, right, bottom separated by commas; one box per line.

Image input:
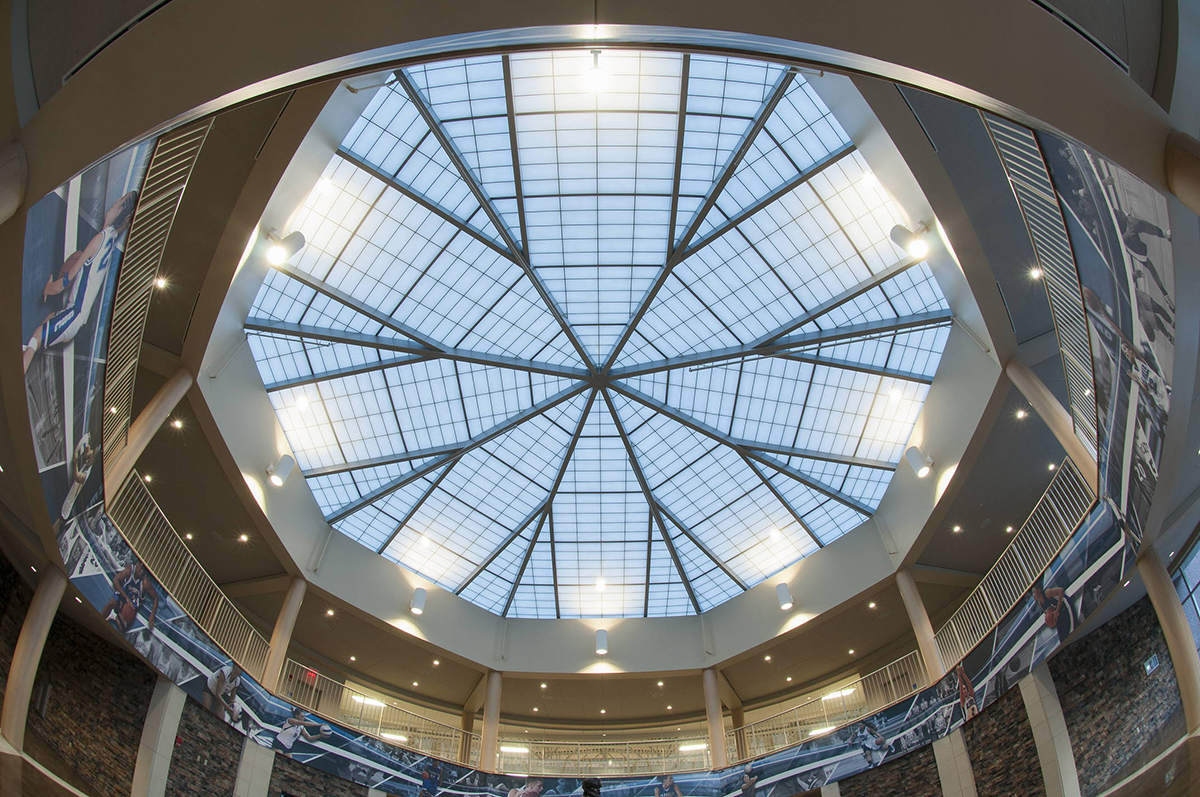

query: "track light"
left=776, top=583, right=794, bottom=611
left=410, top=587, right=427, bottom=616
left=595, top=628, right=608, bottom=655
left=583, top=50, right=609, bottom=92
left=267, top=454, right=296, bottom=487
left=904, top=445, right=933, bottom=478
left=266, top=230, right=306, bottom=266
left=890, top=224, right=929, bottom=259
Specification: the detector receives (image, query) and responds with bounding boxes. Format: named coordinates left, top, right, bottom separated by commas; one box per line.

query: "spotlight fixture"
left=904, top=446, right=933, bottom=478
left=776, top=583, right=794, bottom=611
left=267, top=454, right=296, bottom=487
left=410, top=587, right=427, bottom=615
left=582, top=50, right=609, bottom=92
left=595, top=628, right=609, bottom=655
left=265, top=230, right=306, bottom=266
left=889, top=223, right=930, bottom=259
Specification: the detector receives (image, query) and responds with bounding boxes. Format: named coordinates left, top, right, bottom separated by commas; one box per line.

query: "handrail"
left=107, top=471, right=271, bottom=680
left=102, top=121, right=211, bottom=480
left=495, top=735, right=713, bottom=776
left=280, top=659, right=480, bottom=767
left=933, top=457, right=1095, bottom=668
left=723, top=649, right=926, bottom=764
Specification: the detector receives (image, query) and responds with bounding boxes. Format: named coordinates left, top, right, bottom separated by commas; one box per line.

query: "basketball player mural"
left=99, top=560, right=158, bottom=633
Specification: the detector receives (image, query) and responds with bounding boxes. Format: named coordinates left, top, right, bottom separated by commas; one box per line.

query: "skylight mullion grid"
left=653, top=500, right=748, bottom=589
left=455, top=497, right=549, bottom=593
left=394, top=67, right=597, bottom=371
left=603, top=66, right=797, bottom=371
left=373, top=461, right=457, bottom=553
left=600, top=388, right=702, bottom=614
left=741, top=455, right=821, bottom=548
left=501, top=511, right=550, bottom=615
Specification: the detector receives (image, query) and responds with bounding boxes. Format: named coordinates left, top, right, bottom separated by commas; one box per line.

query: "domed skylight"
left=246, top=48, right=951, bottom=618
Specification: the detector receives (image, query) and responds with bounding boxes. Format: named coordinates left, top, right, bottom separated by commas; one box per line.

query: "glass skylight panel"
left=246, top=46, right=953, bottom=618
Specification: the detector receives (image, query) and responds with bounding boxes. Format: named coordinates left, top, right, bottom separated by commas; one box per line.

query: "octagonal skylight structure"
left=245, top=48, right=951, bottom=619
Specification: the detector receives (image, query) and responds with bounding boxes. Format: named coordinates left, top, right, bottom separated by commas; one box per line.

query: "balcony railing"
left=724, top=649, right=927, bottom=764
left=280, top=659, right=480, bottom=767
left=494, top=736, right=713, bottom=777
left=933, top=457, right=1095, bottom=667
left=107, top=471, right=270, bottom=680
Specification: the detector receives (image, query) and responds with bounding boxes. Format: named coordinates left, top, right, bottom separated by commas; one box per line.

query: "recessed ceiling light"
left=1030, top=267, right=1043, bottom=280
left=1016, top=409, right=1027, bottom=419
left=848, top=649, right=855, bottom=655
left=433, top=660, right=440, bottom=666
left=1048, top=463, right=1056, bottom=471
left=143, top=474, right=152, bottom=482
left=74, top=597, right=82, bottom=604
left=533, top=707, right=538, bottom=712
left=1170, top=551, right=1176, bottom=558
left=656, top=681, right=663, bottom=687
left=764, top=655, right=771, bottom=661
left=171, top=418, right=183, bottom=429
left=154, top=277, right=167, bottom=289
left=30, top=566, right=36, bottom=573
left=540, top=683, right=547, bottom=689
left=868, top=602, right=876, bottom=609
left=952, top=525, right=962, bottom=533
left=109, top=406, right=117, bottom=414
left=325, top=608, right=335, bottom=616
left=1123, top=581, right=1131, bottom=587
left=666, top=705, right=673, bottom=710
left=350, top=656, right=356, bottom=661
left=239, top=533, right=249, bottom=542
left=600, top=709, right=606, bottom=714
left=786, top=676, right=793, bottom=682
left=412, top=681, right=418, bottom=687
left=1006, top=526, right=1014, bottom=533
left=185, top=533, right=193, bottom=540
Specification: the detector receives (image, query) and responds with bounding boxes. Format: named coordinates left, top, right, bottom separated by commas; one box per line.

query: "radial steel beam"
left=325, top=382, right=588, bottom=521
left=335, top=148, right=512, bottom=260
left=608, top=383, right=872, bottom=515
left=610, top=311, right=953, bottom=379
left=603, top=68, right=796, bottom=371
left=666, top=54, right=691, bottom=251
left=374, top=462, right=456, bottom=553
left=752, top=255, right=926, bottom=346
left=263, top=353, right=431, bottom=392
left=455, top=498, right=550, bottom=594
left=778, top=353, right=934, bottom=384
left=736, top=440, right=895, bottom=470
left=679, top=143, right=857, bottom=262
left=395, top=69, right=596, bottom=370
left=305, top=443, right=464, bottom=477
left=269, top=260, right=447, bottom=351
left=601, top=389, right=702, bottom=614
left=501, top=511, right=550, bottom=616
left=652, top=501, right=747, bottom=590
left=501, top=55, right=531, bottom=255
left=244, top=318, right=587, bottom=380
left=741, top=455, right=822, bottom=548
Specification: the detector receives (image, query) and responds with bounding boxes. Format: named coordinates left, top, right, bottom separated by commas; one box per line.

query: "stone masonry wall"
left=270, top=748, right=369, bottom=797
left=166, top=695, right=243, bottom=796
left=25, top=611, right=156, bottom=797
left=0, top=549, right=34, bottom=701
left=1048, top=595, right=1183, bottom=796
left=838, top=743, right=942, bottom=797
left=962, top=680, right=1045, bottom=797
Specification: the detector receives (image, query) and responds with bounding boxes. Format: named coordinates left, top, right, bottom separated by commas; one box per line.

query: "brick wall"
left=270, top=749, right=369, bottom=797
left=838, top=743, right=941, bottom=797
left=1048, top=595, right=1184, bottom=796
left=166, top=696, right=243, bottom=796
left=962, top=680, right=1044, bottom=797
left=0, top=551, right=34, bottom=701
left=25, top=611, right=156, bottom=797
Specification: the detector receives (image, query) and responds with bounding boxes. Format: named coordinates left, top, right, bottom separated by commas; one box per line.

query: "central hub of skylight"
left=245, top=48, right=951, bottom=618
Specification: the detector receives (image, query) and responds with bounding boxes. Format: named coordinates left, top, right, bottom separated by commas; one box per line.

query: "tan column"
left=233, top=733, right=276, bottom=797
left=131, top=676, right=188, bottom=797
left=1137, top=548, right=1200, bottom=733
left=1166, top=130, right=1200, bottom=217
left=261, top=577, right=306, bottom=691
left=1, top=567, right=66, bottom=750
left=730, top=706, right=747, bottom=761
left=458, top=709, right=475, bottom=763
left=1018, top=663, right=1081, bottom=797
left=105, top=366, right=195, bottom=492
left=932, top=729, right=979, bottom=797
left=896, top=567, right=945, bottom=684
left=1003, top=360, right=1099, bottom=494
left=702, top=667, right=729, bottom=769
left=479, top=670, right=502, bottom=771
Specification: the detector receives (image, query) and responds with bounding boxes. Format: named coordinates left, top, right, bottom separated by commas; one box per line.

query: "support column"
left=233, top=735, right=275, bottom=797
left=131, top=676, right=188, bottom=797
left=819, top=783, right=841, bottom=797
left=1003, top=360, right=1099, bottom=494
left=458, top=709, right=475, bottom=763
left=702, top=667, right=729, bottom=769
left=730, top=706, right=747, bottom=762
left=896, top=567, right=944, bottom=685
left=262, top=577, right=306, bottom=691
left=479, top=670, right=502, bottom=771
left=105, top=366, right=194, bottom=492
left=932, top=729, right=979, bottom=797
left=1018, top=663, right=1081, bottom=797
left=1137, top=548, right=1200, bottom=733
left=1, top=567, right=66, bottom=750
left=1167, top=130, right=1200, bottom=217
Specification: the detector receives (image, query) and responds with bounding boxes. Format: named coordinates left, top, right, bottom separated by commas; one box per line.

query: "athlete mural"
left=18, top=118, right=1176, bottom=794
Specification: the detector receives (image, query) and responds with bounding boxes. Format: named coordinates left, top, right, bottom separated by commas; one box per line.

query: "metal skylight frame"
left=245, top=45, right=952, bottom=618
